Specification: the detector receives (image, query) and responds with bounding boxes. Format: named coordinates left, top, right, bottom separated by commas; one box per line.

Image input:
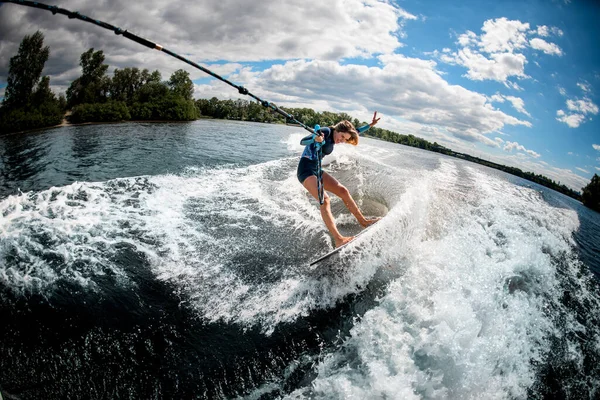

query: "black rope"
left=317, top=147, right=324, bottom=205
left=1, top=0, right=316, bottom=134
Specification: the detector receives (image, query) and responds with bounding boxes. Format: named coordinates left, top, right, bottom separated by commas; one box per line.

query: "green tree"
left=146, top=69, right=162, bottom=83
left=133, top=80, right=169, bottom=104
left=168, top=69, right=194, bottom=100
left=111, top=68, right=162, bottom=104
left=247, top=100, right=264, bottom=121
left=3, top=31, right=49, bottom=109
left=111, top=67, right=141, bottom=104
left=66, top=48, right=110, bottom=107
left=0, top=31, right=63, bottom=134
left=70, top=101, right=131, bottom=123
left=57, top=93, right=67, bottom=111
left=582, top=174, right=600, bottom=212
left=31, top=76, right=55, bottom=106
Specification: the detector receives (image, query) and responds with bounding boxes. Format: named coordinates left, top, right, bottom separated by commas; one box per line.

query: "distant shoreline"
left=1, top=115, right=293, bottom=137
left=2, top=115, right=210, bottom=136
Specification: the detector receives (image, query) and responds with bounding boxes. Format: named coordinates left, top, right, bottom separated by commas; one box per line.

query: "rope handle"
left=313, top=124, right=324, bottom=149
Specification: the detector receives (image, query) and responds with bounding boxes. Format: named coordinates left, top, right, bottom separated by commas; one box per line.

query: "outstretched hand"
left=370, top=111, right=380, bottom=127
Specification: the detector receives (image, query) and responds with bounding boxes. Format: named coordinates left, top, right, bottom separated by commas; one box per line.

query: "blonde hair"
left=332, top=120, right=359, bottom=146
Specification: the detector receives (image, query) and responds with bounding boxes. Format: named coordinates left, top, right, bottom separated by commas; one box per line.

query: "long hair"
left=332, top=120, right=359, bottom=146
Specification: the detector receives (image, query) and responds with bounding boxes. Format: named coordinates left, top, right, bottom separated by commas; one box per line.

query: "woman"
left=298, top=112, right=381, bottom=247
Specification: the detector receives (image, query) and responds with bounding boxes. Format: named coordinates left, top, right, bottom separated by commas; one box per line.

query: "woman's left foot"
left=360, top=217, right=381, bottom=228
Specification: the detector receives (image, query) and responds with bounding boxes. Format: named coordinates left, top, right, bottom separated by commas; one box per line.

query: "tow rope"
left=312, top=124, right=325, bottom=205
left=1, top=0, right=317, bottom=136
left=317, top=148, right=324, bottom=205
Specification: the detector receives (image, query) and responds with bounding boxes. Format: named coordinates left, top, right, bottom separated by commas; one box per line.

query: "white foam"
left=145, top=157, right=405, bottom=332
left=294, top=159, right=593, bottom=399
left=0, top=181, right=138, bottom=294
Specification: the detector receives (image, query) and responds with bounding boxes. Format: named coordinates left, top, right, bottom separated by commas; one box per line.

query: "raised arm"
left=357, top=111, right=380, bottom=133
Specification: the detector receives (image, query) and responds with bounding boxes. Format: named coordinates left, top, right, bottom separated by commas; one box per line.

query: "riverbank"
left=2, top=113, right=211, bottom=136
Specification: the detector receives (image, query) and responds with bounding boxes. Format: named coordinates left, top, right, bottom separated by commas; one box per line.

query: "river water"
left=0, top=120, right=599, bottom=399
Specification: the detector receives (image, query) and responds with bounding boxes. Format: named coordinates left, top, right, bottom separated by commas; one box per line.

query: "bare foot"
left=335, top=236, right=355, bottom=248
left=360, top=217, right=382, bottom=228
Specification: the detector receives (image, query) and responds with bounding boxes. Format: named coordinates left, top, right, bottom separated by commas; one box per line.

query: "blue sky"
left=398, top=0, right=600, bottom=187
left=0, top=0, right=598, bottom=190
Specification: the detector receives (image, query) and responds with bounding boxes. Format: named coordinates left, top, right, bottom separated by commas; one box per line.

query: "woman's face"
left=333, top=131, right=352, bottom=144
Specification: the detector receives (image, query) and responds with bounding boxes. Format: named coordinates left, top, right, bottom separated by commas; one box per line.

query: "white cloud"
left=576, top=167, right=590, bottom=174
left=557, top=97, right=599, bottom=128
left=533, top=25, right=563, bottom=38
left=439, top=17, right=563, bottom=87
left=577, top=81, right=591, bottom=93
left=454, top=47, right=528, bottom=83
left=202, top=63, right=244, bottom=77
left=536, top=25, right=550, bottom=37
left=458, top=31, right=478, bottom=47
left=196, top=55, right=531, bottom=147
left=503, top=140, right=540, bottom=158
left=593, top=144, right=600, bottom=151
left=506, top=81, right=524, bottom=91
left=489, top=93, right=531, bottom=117
left=556, top=110, right=586, bottom=128
left=489, top=94, right=505, bottom=103
left=529, top=38, right=563, bottom=56
left=558, top=86, right=567, bottom=96
left=479, top=18, right=530, bottom=53
left=504, top=96, right=530, bottom=116
left=498, top=96, right=530, bottom=117
left=566, top=98, right=599, bottom=114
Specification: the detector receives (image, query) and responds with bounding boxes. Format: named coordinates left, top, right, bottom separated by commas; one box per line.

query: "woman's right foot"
left=335, top=236, right=354, bottom=248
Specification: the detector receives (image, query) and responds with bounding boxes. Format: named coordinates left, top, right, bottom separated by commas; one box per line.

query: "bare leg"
left=302, top=175, right=353, bottom=247
left=322, top=172, right=381, bottom=227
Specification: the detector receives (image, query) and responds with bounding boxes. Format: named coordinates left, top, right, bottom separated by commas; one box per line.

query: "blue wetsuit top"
left=299, top=124, right=371, bottom=161
left=296, top=124, right=371, bottom=184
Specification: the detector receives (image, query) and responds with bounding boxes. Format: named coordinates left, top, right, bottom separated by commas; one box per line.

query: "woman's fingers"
left=371, top=111, right=380, bottom=126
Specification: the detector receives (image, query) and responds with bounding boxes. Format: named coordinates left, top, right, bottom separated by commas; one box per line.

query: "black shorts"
left=297, top=157, right=318, bottom=184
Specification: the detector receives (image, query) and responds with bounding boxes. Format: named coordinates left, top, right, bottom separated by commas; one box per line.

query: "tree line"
left=582, top=174, right=600, bottom=212
left=0, top=31, right=198, bottom=133
left=65, top=48, right=198, bottom=123
left=1, top=31, right=598, bottom=211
